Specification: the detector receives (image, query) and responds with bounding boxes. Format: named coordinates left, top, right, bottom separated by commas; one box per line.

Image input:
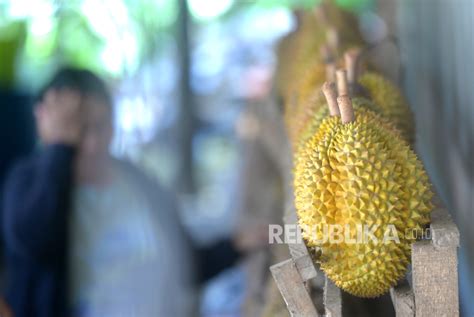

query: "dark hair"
left=37, top=67, right=112, bottom=108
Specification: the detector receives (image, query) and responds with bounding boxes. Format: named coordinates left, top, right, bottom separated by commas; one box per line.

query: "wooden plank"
left=270, top=259, right=319, bottom=317
left=412, top=240, right=459, bottom=317
left=283, top=212, right=307, bottom=258
left=284, top=213, right=310, bottom=259
left=390, top=278, right=415, bottom=317
left=324, top=276, right=342, bottom=317
left=409, top=203, right=459, bottom=316
left=430, top=207, right=460, bottom=249
left=283, top=212, right=318, bottom=281
left=294, top=254, right=318, bottom=282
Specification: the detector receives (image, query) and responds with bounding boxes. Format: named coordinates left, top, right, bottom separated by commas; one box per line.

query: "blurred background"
left=0, top=0, right=472, bottom=316
left=0, top=0, right=297, bottom=251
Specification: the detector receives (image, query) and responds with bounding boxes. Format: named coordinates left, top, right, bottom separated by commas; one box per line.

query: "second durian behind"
left=294, top=91, right=433, bottom=297
left=357, top=72, right=415, bottom=144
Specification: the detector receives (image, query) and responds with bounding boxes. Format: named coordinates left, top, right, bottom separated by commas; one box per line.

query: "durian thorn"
left=326, top=62, right=336, bottom=83
left=337, top=94, right=355, bottom=124
left=336, top=69, right=349, bottom=97
left=344, top=48, right=362, bottom=86
left=322, top=82, right=339, bottom=116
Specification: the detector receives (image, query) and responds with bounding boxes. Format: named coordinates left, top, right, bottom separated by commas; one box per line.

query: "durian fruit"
left=286, top=1, right=363, bottom=93
left=358, top=72, right=415, bottom=143
left=293, top=70, right=388, bottom=154
left=314, top=0, right=364, bottom=52
left=281, top=31, right=337, bottom=130
left=343, top=49, right=415, bottom=143
left=295, top=46, right=333, bottom=106
left=294, top=88, right=433, bottom=297
left=286, top=50, right=335, bottom=147
left=276, top=10, right=326, bottom=106
left=277, top=3, right=364, bottom=127
left=294, top=95, right=386, bottom=155
left=281, top=25, right=358, bottom=118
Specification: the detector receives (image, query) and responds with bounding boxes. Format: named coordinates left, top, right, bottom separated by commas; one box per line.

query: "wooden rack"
left=245, top=84, right=460, bottom=316
left=270, top=198, right=460, bottom=317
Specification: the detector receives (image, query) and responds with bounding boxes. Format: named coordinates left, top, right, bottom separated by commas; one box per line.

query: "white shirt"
left=69, top=163, right=193, bottom=317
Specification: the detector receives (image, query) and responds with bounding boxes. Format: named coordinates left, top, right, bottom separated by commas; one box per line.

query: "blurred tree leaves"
left=335, top=0, right=374, bottom=12
left=0, top=20, right=26, bottom=89
left=123, top=0, right=178, bottom=63
left=253, top=0, right=321, bottom=9
left=0, top=0, right=373, bottom=89
left=251, top=0, right=373, bottom=11
left=55, top=9, right=104, bottom=73
left=1, top=0, right=178, bottom=89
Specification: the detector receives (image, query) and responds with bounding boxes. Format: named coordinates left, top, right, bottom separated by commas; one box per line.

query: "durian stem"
left=322, top=82, right=340, bottom=116
left=313, top=5, right=328, bottom=26
left=326, top=28, right=339, bottom=55
left=336, top=70, right=349, bottom=96
left=321, top=44, right=335, bottom=82
left=344, top=48, right=361, bottom=86
left=320, top=45, right=332, bottom=63
left=293, top=10, right=303, bottom=30
left=326, top=63, right=336, bottom=83
left=337, top=95, right=355, bottom=124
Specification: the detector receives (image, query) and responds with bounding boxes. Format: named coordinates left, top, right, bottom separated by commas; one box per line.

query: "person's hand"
left=35, top=88, right=83, bottom=146
left=233, top=223, right=269, bottom=253
left=0, top=297, right=13, bottom=317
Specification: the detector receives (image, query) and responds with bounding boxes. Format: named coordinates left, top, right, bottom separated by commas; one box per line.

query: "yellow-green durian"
left=277, top=11, right=326, bottom=106
left=294, top=96, right=432, bottom=298
left=278, top=4, right=364, bottom=129
left=284, top=62, right=327, bottom=140
left=294, top=96, right=386, bottom=154
left=358, top=72, right=415, bottom=143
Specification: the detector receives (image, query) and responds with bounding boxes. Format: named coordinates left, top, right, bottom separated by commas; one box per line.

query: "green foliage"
left=253, top=0, right=321, bottom=9
left=55, top=9, right=104, bottom=73
left=124, top=0, right=178, bottom=63
left=335, top=0, right=374, bottom=12
left=0, top=20, right=26, bottom=88
left=2, top=0, right=178, bottom=88
left=251, top=0, right=373, bottom=11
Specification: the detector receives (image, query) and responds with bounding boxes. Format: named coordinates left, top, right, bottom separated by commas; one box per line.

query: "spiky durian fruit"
left=276, top=11, right=326, bottom=105
left=294, top=91, right=432, bottom=297
left=286, top=50, right=346, bottom=149
left=294, top=96, right=385, bottom=154
left=277, top=4, right=364, bottom=123
left=284, top=61, right=326, bottom=133
left=358, top=72, right=415, bottom=143
left=314, top=0, right=364, bottom=51
left=292, top=72, right=397, bottom=154
left=340, top=51, right=414, bottom=143
left=287, top=90, right=325, bottom=149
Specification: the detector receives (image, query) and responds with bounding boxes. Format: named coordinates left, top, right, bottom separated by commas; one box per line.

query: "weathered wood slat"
left=294, top=255, right=318, bottom=282
left=283, top=212, right=319, bottom=281
left=390, top=278, right=415, bottom=317
left=430, top=207, right=460, bottom=249
left=270, top=259, right=319, bottom=317
left=324, top=276, right=342, bottom=317
left=411, top=206, right=460, bottom=317
left=412, top=240, right=459, bottom=317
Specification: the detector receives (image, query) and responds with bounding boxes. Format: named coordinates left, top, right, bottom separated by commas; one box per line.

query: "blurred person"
left=0, top=298, right=13, bottom=317
left=0, top=86, right=35, bottom=317
left=2, top=68, right=265, bottom=317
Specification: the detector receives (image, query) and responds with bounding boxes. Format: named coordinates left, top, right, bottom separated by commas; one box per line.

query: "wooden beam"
left=390, top=278, right=415, bottom=317
left=430, top=207, right=460, bottom=249
left=324, top=276, right=342, bottom=317
left=270, top=259, right=319, bottom=317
